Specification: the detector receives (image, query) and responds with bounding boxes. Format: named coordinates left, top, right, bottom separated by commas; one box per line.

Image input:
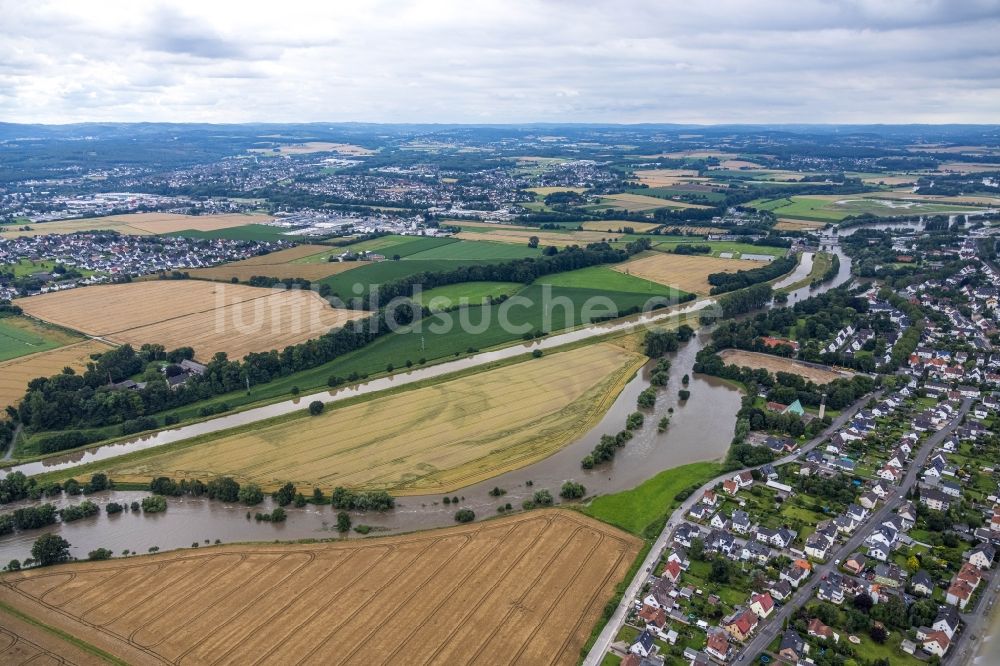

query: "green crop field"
left=168, top=224, right=295, bottom=242
left=314, top=284, right=664, bottom=375
left=414, top=281, right=524, bottom=306
left=0, top=315, right=81, bottom=362
left=652, top=240, right=786, bottom=259
left=319, top=258, right=517, bottom=301
left=405, top=239, right=543, bottom=260
left=750, top=195, right=985, bottom=222
left=536, top=265, right=687, bottom=299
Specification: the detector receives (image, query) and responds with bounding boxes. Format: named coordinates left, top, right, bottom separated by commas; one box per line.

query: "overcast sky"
left=2, top=0, right=999, bottom=125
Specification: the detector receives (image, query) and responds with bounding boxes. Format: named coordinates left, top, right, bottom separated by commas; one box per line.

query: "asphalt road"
left=737, top=399, right=972, bottom=661
left=582, top=390, right=881, bottom=666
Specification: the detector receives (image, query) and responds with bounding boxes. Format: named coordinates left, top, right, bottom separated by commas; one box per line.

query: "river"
left=0, top=245, right=853, bottom=563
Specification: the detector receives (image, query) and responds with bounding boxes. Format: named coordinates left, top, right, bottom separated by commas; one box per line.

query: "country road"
left=582, top=389, right=882, bottom=666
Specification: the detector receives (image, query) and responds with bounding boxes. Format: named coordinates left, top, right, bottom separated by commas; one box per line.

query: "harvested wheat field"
left=719, top=349, right=852, bottom=384
left=597, top=193, right=711, bottom=211
left=0, top=340, right=113, bottom=410
left=186, top=245, right=361, bottom=282
left=102, top=212, right=274, bottom=234
left=19, top=281, right=365, bottom=361
left=774, top=218, right=827, bottom=231
left=0, top=607, right=108, bottom=665
left=1, top=217, right=154, bottom=239
left=633, top=169, right=707, bottom=187
left=0, top=510, right=639, bottom=666
left=455, top=228, right=621, bottom=246
left=614, top=253, right=764, bottom=295
left=579, top=220, right=661, bottom=233
left=99, top=343, right=645, bottom=493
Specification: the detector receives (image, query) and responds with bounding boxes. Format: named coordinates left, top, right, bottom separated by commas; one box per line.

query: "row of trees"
left=707, top=255, right=796, bottom=295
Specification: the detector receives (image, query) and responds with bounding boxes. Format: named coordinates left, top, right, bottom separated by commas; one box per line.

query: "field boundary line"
left=0, top=600, right=129, bottom=666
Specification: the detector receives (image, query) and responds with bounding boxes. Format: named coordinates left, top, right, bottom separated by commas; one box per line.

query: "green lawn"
left=404, top=239, right=543, bottom=260
left=414, top=281, right=524, bottom=307
left=582, top=462, right=724, bottom=536
left=536, top=265, right=688, bottom=299
left=0, top=316, right=79, bottom=362
left=167, top=224, right=295, bottom=242
left=1, top=258, right=58, bottom=277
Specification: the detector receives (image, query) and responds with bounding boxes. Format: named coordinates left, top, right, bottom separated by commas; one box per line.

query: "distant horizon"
left=2, top=120, right=999, bottom=129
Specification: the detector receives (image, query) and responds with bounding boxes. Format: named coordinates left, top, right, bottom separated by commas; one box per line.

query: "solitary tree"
left=308, top=401, right=325, bottom=416
left=527, top=236, right=540, bottom=249
left=336, top=511, right=352, bottom=533
left=31, top=534, right=71, bottom=567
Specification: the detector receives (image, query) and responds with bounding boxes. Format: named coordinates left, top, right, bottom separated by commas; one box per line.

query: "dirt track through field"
left=0, top=510, right=640, bottom=666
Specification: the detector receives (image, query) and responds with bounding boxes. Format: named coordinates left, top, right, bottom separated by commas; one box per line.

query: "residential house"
left=780, top=561, right=810, bottom=588
left=921, top=630, right=951, bottom=657
left=730, top=510, right=751, bottom=535
left=817, top=573, right=846, bottom=605
left=844, top=553, right=867, bottom=575
left=807, top=618, right=838, bottom=642
left=630, top=629, right=656, bottom=658
left=778, top=630, right=808, bottom=663
left=749, top=592, right=774, bottom=619
left=933, top=606, right=961, bottom=639
left=967, top=543, right=996, bottom=570
left=805, top=533, right=834, bottom=561
left=911, top=570, right=934, bottom=597
left=723, top=609, right=759, bottom=642
left=705, top=629, right=730, bottom=662
left=769, top=580, right=793, bottom=602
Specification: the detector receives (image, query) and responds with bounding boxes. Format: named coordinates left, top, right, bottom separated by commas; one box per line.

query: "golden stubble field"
left=18, top=281, right=366, bottom=361
left=455, top=228, right=622, bottom=246
left=579, top=220, right=661, bottom=233
left=719, top=349, right=851, bottom=384
left=0, top=340, right=113, bottom=411
left=99, top=343, right=645, bottom=493
left=614, top=253, right=764, bottom=295
left=0, top=510, right=640, bottom=666
left=0, top=212, right=272, bottom=239
left=186, top=245, right=362, bottom=282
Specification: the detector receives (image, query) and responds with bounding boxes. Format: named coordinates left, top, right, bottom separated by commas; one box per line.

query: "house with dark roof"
left=778, top=630, right=808, bottom=662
